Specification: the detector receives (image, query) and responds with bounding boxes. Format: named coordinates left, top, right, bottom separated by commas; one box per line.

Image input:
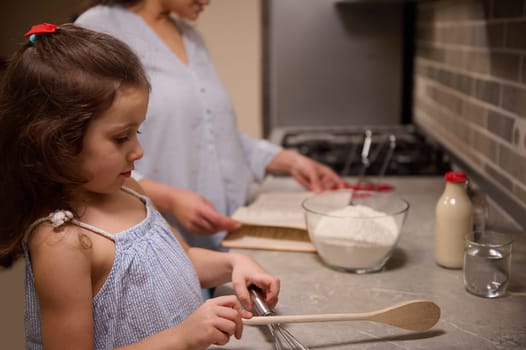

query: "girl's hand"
left=230, top=253, right=280, bottom=312
left=177, top=295, right=252, bottom=349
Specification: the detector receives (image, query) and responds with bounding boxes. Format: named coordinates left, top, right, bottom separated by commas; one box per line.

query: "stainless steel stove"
left=270, top=125, right=451, bottom=177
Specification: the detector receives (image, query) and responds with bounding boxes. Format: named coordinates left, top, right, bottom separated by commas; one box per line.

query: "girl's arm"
left=187, top=248, right=280, bottom=311
left=29, top=224, right=95, bottom=350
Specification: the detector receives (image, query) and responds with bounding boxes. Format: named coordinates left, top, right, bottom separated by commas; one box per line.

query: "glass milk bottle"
left=435, top=171, right=473, bottom=268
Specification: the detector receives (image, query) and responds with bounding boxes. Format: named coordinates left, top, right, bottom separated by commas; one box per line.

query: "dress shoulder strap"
left=121, top=186, right=147, bottom=202
left=24, top=210, right=115, bottom=242
left=24, top=187, right=145, bottom=243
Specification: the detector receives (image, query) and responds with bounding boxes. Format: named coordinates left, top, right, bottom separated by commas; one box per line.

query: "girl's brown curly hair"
left=0, top=24, right=149, bottom=268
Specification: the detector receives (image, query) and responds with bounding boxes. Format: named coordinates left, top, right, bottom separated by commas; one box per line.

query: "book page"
left=224, top=191, right=315, bottom=252
left=231, top=191, right=314, bottom=229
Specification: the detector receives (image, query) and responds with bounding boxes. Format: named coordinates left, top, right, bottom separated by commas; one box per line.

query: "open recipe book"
left=221, top=192, right=317, bottom=252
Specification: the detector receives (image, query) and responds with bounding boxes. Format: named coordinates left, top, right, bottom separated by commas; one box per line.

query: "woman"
left=75, top=0, right=349, bottom=251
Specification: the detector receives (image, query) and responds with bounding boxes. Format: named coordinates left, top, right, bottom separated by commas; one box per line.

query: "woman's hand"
left=266, top=150, right=350, bottom=192
left=170, top=188, right=241, bottom=234
left=176, top=295, right=252, bottom=349
left=139, top=178, right=241, bottom=235
left=229, top=253, right=280, bottom=312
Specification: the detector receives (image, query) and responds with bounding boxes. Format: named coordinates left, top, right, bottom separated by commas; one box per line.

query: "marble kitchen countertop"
left=213, top=176, right=526, bottom=350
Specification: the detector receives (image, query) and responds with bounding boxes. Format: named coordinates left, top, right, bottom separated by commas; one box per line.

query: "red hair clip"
left=24, top=23, right=58, bottom=43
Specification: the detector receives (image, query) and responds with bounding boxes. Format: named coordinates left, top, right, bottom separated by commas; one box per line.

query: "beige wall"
left=198, top=0, right=262, bottom=138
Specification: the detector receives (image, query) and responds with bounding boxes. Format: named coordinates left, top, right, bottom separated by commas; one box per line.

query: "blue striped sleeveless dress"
left=23, top=187, right=203, bottom=349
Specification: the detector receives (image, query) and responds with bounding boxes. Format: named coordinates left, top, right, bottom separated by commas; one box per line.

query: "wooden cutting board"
left=221, top=225, right=316, bottom=252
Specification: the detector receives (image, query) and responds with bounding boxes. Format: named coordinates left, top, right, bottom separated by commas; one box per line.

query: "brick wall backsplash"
left=414, top=0, right=526, bottom=213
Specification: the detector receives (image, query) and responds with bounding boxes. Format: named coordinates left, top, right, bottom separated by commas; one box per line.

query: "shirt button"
left=200, top=88, right=206, bottom=93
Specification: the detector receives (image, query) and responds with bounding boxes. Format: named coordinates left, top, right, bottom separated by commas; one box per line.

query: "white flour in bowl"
left=312, top=204, right=399, bottom=271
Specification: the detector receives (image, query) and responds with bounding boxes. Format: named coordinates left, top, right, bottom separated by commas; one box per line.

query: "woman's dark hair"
left=89, top=0, right=143, bottom=6
left=0, top=24, right=149, bottom=267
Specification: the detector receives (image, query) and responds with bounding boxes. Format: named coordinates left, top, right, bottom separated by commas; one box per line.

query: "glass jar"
left=435, top=171, right=473, bottom=269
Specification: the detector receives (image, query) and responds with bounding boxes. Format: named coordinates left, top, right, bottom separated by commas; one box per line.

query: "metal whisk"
left=249, top=286, right=309, bottom=350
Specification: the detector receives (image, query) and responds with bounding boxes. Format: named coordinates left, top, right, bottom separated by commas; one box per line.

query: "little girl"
left=0, top=23, right=279, bottom=349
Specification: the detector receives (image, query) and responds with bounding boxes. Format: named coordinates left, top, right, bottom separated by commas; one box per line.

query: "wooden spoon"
left=243, top=299, right=440, bottom=332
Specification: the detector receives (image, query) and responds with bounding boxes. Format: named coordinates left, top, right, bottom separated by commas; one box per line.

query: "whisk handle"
left=248, top=285, right=272, bottom=316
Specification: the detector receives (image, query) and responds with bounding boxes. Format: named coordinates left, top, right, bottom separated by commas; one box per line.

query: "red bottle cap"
left=445, top=171, right=467, bottom=183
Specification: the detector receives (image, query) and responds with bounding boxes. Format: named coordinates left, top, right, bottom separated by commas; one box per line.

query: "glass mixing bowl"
left=302, top=189, right=409, bottom=273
